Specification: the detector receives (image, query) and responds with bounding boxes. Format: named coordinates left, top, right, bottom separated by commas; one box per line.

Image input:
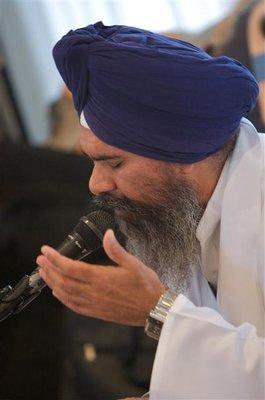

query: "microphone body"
left=0, top=210, right=115, bottom=322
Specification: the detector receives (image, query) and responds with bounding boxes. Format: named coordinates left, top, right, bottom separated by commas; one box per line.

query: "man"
left=36, top=22, right=264, bottom=399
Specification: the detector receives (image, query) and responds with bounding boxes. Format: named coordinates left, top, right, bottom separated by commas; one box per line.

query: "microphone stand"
left=0, top=269, right=46, bottom=323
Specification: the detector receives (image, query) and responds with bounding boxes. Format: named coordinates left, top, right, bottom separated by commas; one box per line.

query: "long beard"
left=93, top=181, right=204, bottom=294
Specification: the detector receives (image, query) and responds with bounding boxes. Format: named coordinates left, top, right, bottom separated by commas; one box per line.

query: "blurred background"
left=0, top=1, right=264, bottom=399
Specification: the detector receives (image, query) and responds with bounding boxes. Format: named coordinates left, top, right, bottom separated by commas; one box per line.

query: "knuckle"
left=66, top=259, right=84, bottom=280
left=49, top=251, right=59, bottom=265
left=52, top=289, right=61, bottom=300
left=80, top=262, right=97, bottom=281
left=63, top=278, right=74, bottom=294
left=63, top=259, right=75, bottom=275
left=64, top=279, right=81, bottom=297
left=60, top=291, right=71, bottom=307
left=44, top=272, right=54, bottom=289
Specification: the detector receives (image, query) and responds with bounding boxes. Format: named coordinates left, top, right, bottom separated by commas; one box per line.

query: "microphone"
left=0, top=209, right=115, bottom=322
left=29, top=209, right=115, bottom=290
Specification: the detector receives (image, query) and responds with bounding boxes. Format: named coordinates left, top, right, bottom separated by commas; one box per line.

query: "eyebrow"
left=81, top=151, right=122, bottom=162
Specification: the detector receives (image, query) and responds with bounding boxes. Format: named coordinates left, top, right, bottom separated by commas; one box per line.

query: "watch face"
left=145, top=316, right=163, bottom=341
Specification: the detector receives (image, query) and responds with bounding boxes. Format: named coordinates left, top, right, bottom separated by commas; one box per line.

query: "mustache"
left=92, top=193, right=162, bottom=216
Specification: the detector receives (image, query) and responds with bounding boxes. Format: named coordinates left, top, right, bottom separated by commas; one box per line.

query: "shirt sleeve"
left=149, top=294, right=265, bottom=400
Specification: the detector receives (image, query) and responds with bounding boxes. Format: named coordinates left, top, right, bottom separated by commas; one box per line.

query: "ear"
left=178, top=163, right=195, bottom=175
left=168, top=161, right=198, bottom=180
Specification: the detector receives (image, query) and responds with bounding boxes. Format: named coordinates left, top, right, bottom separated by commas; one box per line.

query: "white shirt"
left=150, top=118, right=265, bottom=399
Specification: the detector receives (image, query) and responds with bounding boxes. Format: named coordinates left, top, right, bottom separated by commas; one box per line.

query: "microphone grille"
left=73, top=209, right=115, bottom=247
left=85, top=210, right=116, bottom=235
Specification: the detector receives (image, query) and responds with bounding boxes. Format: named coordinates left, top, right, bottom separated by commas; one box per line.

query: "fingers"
left=35, top=237, right=159, bottom=325
left=103, top=229, right=141, bottom=269
left=37, top=254, right=88, bottom=299
left=38, top=245, right=98, bottom=283
left=36, top=245, right=119, bottom=306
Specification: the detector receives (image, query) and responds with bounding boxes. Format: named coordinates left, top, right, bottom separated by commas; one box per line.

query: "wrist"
left=144, top=289, right=177, bottom=340
left=140, top=284, right=165, bottom=326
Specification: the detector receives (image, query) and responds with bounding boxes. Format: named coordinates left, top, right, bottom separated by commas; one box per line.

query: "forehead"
left=79, top=126, right=174, bottom=176
left=79, top=126, right=132, bottom=159
left=79, top=125, right=180, bottom=186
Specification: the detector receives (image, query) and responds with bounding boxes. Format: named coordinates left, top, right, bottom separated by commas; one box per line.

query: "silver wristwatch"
left=144, top=290, right=177, bottom=341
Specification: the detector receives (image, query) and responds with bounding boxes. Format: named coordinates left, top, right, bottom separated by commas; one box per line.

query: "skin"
left=79, top=127, right=220, bottom=206
left=36, top=127, right=222, bottom=326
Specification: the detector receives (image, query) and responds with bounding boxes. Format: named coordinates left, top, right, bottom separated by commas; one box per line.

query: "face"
left=80, top=127, right=176, bottom=204
left=80, top=127, right=204, bottom=293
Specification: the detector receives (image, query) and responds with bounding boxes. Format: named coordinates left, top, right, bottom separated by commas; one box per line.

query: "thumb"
left=103, top=229, right=136, bottom=268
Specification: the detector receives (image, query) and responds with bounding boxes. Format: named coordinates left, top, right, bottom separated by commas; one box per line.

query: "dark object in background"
left=0, top=142, right=92, bottom=400
left=221, top=0, right=265, bottom=132
left=59, top=313, right=155, bottom=400
left=0, top=142, right=156, bottom=399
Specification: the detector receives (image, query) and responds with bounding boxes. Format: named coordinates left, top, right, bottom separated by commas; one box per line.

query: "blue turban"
left=53, top=21, right=259, bottom=163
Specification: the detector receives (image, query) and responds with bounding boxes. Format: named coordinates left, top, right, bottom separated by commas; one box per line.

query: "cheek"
left=115, top=174, right=140, bottom=201
left=116, top=172, right=158, bottom=202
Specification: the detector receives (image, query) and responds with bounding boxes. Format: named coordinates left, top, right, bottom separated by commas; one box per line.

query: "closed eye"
left=111, top=161, right=123, bottom=169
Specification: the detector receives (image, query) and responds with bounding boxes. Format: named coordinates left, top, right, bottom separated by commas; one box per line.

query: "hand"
left=36, top=229, right=164, bottom=326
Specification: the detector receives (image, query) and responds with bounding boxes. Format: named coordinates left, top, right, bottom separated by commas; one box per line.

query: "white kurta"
left=150, top=118, right=265, bottom=399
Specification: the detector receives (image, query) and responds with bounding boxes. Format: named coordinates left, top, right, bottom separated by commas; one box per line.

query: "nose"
left=89, top=164, right=116, bottom=195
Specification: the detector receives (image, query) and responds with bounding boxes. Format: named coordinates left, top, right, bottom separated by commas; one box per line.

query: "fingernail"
left=36, top=255, right=45, bottom=268
left=41, top=245, right=49, bottom=256
left=108, top=229, right=116, bottom=243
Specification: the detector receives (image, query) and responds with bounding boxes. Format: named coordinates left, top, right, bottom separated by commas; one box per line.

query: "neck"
left=192, top=161, right=225, bottom=207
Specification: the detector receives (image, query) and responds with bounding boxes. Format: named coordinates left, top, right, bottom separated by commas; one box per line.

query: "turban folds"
left=53, top=21, right=259, bottom=163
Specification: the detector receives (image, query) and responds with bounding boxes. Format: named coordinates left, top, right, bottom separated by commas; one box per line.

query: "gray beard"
left=93, top=182, right=204, bottom=294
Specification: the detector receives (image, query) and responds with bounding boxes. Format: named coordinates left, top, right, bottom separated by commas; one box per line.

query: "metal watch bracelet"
left=144, top=290, right=177, bottom=341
